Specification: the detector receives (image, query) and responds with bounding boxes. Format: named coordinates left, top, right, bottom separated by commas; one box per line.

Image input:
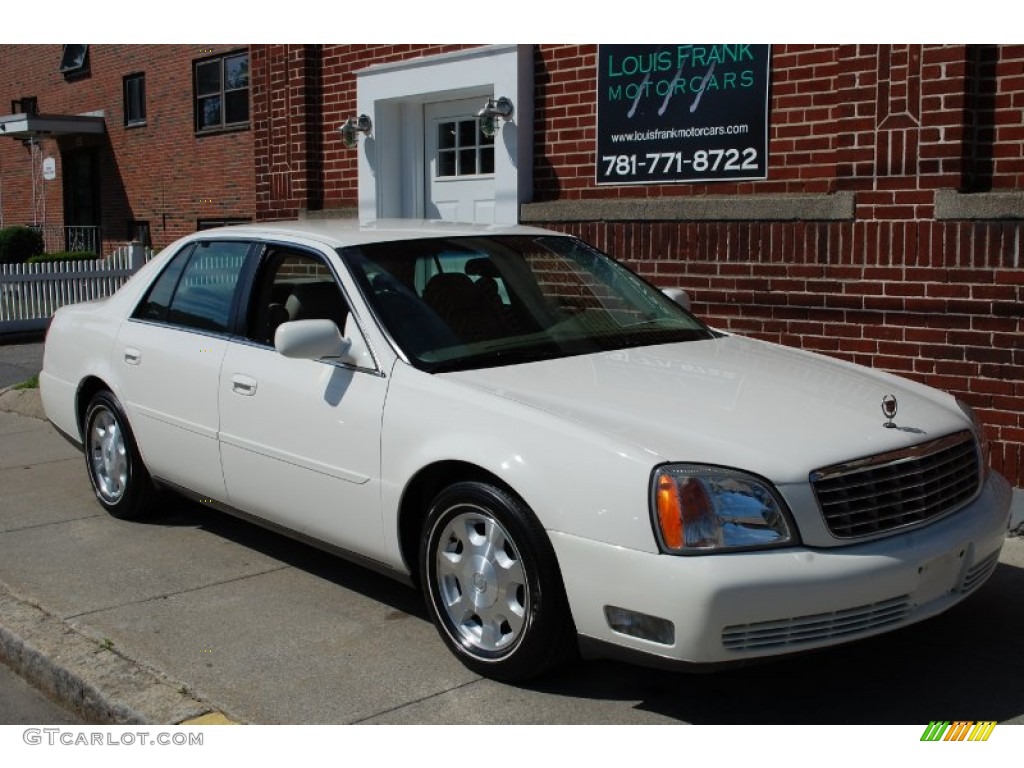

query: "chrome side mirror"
left=662, top=287, right=692, bottom=311
left=275, top=320, right=352, bottom=360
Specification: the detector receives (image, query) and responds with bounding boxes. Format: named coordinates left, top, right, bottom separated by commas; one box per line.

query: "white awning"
left=0, top=113, right=105, bottom=140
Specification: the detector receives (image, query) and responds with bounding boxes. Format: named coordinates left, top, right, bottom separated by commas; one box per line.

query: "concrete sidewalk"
left=1, top=388, right=1023, bottom=725
left=0, top=392, right=484, bottom=725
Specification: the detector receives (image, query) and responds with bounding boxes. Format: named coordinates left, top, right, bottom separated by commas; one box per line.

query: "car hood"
left=441, top=335, right=969, bottom=484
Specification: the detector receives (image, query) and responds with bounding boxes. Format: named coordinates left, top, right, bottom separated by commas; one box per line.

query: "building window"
left=197, top=218, right=250, bottom=231
left=194, top=51, right=249, bottom=132
left=127, top=220, right=151, bottom=246
left=10, top=97, right=38, bottom=115
left=60, top=45, right=89, bottom=76
left=123, top=74, right=146, bottom=126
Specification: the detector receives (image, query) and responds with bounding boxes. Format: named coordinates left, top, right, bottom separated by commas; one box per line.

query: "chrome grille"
left=811, top=431, right=980, bottom=539
left=722, top=596, right=911, bottom=652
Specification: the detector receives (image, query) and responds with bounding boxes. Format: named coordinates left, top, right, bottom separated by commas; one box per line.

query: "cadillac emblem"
left=881, top=394, right=898, bottom=428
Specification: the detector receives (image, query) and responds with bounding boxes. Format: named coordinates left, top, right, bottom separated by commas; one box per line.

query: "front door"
left=424, top=98, right=496, bottom=224
left=218, top=245, right=390, bottom=559
left=63, top=148, right=100, bottom=252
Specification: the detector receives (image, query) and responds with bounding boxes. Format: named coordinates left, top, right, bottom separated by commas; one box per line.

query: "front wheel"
left=420, top=481, right=576, bottom=682
left=83, top=390, right=156, bottom=520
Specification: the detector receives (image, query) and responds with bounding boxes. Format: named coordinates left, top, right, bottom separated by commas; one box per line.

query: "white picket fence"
left=0, top=243, right=154, bottom=334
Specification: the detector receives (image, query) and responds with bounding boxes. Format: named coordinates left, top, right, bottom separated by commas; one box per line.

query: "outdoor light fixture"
left=339, top=114, right=372, bottom=149
left=476, top=97, right=513, bottom=138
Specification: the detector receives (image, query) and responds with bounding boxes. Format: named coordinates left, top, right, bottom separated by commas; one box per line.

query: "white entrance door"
left=424, top=98, right=496, bottom=223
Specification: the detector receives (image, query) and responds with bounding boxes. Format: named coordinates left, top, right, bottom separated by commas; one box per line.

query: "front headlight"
left=650, top=465, right=795, bottom=554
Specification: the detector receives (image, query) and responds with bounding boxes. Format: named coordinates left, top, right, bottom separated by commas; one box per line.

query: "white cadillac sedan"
left=41, top=220, right=1012, bottom=681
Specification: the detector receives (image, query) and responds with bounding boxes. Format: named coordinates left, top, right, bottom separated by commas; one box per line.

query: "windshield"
left=341, top=235, right=714, bottom=372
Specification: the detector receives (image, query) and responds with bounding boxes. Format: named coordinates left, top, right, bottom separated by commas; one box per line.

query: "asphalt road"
left=0, top=662, right=84, bottom=725
left=0, top=338, right=43, bottom=389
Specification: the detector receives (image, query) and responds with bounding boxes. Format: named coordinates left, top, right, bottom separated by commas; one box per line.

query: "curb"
left=0, top=393, right=240, bottom=724
left=0, top=582, right=240, bottom=725
left=0, top=393, right=242, bottom=724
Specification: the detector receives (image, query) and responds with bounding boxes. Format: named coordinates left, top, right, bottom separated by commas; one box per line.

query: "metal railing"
left=26, top=225, right=103, bottom=255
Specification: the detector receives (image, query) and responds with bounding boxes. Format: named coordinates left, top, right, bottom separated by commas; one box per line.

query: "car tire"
left=420, top=481, right=577, bottom=682
left=83, top=390, right=156, bottom=520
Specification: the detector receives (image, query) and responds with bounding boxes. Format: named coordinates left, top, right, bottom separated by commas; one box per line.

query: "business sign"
left=596, top=44, right=771, bottom=185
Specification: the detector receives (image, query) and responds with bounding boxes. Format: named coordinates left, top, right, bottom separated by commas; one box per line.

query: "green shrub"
left=0, top=226, right=45, bottom=264
left=26, top=251, right=99, bottom=264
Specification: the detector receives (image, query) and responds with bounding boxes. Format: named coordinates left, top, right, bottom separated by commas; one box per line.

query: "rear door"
left=116, top=239, right=253, bottom=501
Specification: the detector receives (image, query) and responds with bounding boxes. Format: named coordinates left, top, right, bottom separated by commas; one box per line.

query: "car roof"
left=192, top=219, right=565, bottom=248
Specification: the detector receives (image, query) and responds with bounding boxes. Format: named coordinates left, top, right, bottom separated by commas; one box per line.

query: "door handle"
left=123, top=347, right=141, bottom=365
left=231, top=374, right=258, bottom=396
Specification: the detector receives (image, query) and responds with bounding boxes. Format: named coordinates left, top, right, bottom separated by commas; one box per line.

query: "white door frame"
left=355, top=45, right=533, bottom=224
left=424, top=97, right=498, bottom=223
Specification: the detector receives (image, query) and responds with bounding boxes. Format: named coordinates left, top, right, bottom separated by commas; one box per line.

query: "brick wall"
left=1, top=43, right=1015, bottom=484
left=165, top=43, right=1024, bottom=486
left=0, top=45, right=254, bottom=252
left=531, top=45, right=1024, bottom=486
left=253, top=44, right=472, bottom=220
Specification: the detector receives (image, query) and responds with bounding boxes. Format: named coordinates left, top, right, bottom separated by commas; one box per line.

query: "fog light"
left=604, top=606, right=675, bottom=645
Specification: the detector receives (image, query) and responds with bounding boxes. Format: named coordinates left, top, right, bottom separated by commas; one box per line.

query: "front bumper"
left=551, top=470, right=1012, bottom=666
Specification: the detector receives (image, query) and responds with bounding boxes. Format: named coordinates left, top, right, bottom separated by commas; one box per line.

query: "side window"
left=247, top=249, right=350, bottom=346
left=134, top=241, right=250, bottom=329
left=167, top=241, right=250, bottom=332
left=133, top=245, right=193, bottom=322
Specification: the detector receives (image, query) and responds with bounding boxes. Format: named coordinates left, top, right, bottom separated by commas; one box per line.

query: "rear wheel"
left=420, top=481, right=576, bottom=681
left=83, top=390, right=155, bottom=520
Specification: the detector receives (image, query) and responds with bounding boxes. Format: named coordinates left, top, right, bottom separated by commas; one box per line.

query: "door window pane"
left=435, top=117, right=494, bottom=178
left=167, top=241, right=250, bottom=333
left=438, top=122, right=456, bottom=150
left=458, top=120, right=477, bottom=146
left=480, top=146, right=494, bottom=174
left=458, top=148, right=476, bottom=175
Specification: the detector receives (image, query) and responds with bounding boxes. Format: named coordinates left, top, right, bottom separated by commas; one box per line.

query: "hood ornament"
left=881, top=394, right=898, bottom=428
